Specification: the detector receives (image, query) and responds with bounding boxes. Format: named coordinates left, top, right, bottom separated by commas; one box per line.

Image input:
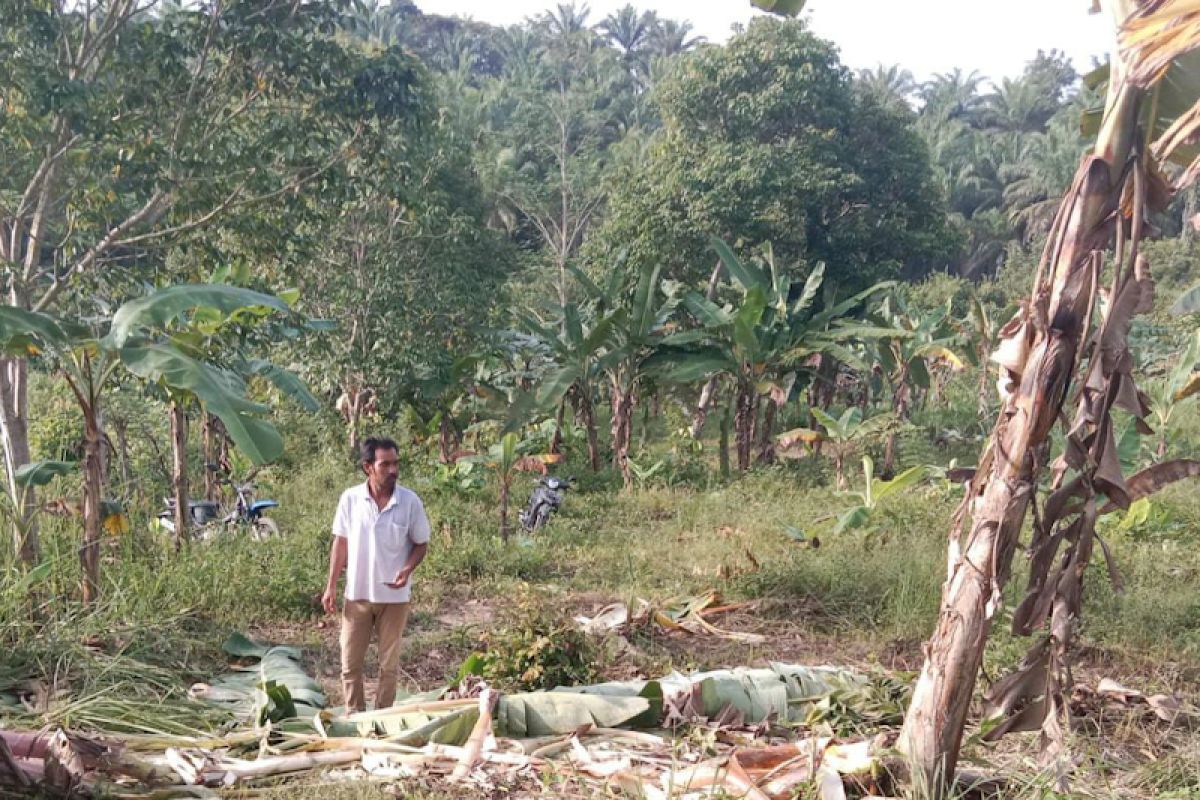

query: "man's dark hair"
left=360, top=437, right=399, bottom=467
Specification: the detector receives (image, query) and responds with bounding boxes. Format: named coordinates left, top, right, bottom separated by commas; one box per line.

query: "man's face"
left=365, top=447, right=400, bottom=494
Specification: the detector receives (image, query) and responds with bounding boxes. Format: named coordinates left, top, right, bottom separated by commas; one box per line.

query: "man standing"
left=322, top=437, right=430, bottom=712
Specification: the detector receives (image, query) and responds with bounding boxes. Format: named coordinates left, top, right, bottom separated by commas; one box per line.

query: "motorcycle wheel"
left=531, top=506, right=552, bottom=531
left=252, top=516, right=280, bottom=541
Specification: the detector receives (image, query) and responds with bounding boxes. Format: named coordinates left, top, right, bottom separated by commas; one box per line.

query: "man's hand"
left=321, top=586, right=338, bottom=615
left=384, top=568, right=411, bottom=590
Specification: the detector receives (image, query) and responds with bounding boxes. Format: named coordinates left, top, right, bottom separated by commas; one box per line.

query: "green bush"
left=470, top=587, right=599, bottom=691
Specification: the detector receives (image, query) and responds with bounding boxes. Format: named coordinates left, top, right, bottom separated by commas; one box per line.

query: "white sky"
left=417, top=0, right=1114, bottom=82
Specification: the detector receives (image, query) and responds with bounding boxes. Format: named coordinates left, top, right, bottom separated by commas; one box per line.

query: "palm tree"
left=646, top=19, right=705, bottom=58
left=980, top=76, right=1052, bottom=133
left=918, top=68, right=987, bottom=122
left=598, top=5, right=655, bottom=54
left=597, top=5, right=658, bottom=81
left=538, top=2, right=592, bottom=36
left=340, top=0, right=405, bottom=47
left=1000, top=112, right=1088, bottom=240
left=857, top=64, right=917, bottom=112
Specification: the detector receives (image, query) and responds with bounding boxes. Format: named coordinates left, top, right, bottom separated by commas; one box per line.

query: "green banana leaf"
left=496, top=691, right=652, bottom=737
left=120, top=343, right=284, bottom=464
left=194, top=637, right=325, bottom=723
left=222, top=632, right=302, bottom=661
left=105, top=284, right=289, bottom=348
left=14, top=460, right=76, bottom=489
left=320, top=662, right=867, bottom=744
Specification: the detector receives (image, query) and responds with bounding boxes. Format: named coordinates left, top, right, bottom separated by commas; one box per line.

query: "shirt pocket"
left=379, top=516, right=410, bottom=556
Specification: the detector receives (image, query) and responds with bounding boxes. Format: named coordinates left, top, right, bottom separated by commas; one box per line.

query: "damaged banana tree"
left=897, top=0, right=1200, bottom=794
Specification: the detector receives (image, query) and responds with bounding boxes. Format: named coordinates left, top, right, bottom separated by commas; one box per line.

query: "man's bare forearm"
left=403, top=542, right=427, bottom=574
left=326, top=537, right=348, bottom=593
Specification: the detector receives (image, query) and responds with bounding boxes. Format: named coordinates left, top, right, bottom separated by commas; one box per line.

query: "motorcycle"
left=518, top=475, right=574, bottom=532
left=157, top=465, right=280, bottom=541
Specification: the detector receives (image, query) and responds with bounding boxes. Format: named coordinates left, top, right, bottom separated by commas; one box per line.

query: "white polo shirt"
left=332, top=483, right=431, bottom=603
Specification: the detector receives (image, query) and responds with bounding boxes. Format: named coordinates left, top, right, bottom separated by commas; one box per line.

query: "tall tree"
left=483, top=14, right=631, bottom=307
left=0, top=0, right=419, bottom=562
left=594, top=17, right=957, bottom=291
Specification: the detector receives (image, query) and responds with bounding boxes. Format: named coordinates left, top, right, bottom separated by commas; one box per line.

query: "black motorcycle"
left=519, top=475, right=574, bottom=532
left=157, top=465, right=280, bottom=541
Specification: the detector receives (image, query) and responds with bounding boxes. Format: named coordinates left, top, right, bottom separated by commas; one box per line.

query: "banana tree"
left=0, top=285, right=305, bottom=603
left=587, top=265, right=679, bottom=489
left=517, top=288, right=621, bottom=471
left=0, top=460, right=76, bottom=567
left=650, top=239, right=894, bottom=471
left=776, top=407, right=898, bottom=490
left=827, top=455, right=929, bottom=534
left=1144, top=329, right=1200, bottom=459
left=894, top=1, right=1200, bottom=792
left=402, top=351, right=503, bottom=463
left=738, top=0, right=1200, bottom=791
left=150, top=287, right=320, bottom=545
left=463, top=432, right=555, bottom=542
left=869, top=294, right=967, bottom=475
left=957, top=291, right=1012, bottom=420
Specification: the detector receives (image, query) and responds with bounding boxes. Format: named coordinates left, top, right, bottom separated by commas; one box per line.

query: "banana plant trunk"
left=690, top=260, right=726, bottom=437
left=884, top=380, right=911, bottom=477
left=80, top=401, right=103, bottom=605
left=438, top=414, right=460, bottom=463
left=202, top=414, right=220, bottom=502
left=897, top=5, right=1141, bottom=789
left=757, top=400, right=777, bottom=465
left=550, top=399, right=566, bottom=455
left=579, top=387, right=600, bottom=471
left=498, top=478, right=510, bottom=543
left=977, top=355, right=992, bottom=420
left=733, top=379, right=756, bottom=472
left=169, top=401, right=190, bottom=550
left=611, top=379, right=635, bottom=489
left=113, top=417, right=133, bottom=500
left=718, top=402, right=731, bottom=478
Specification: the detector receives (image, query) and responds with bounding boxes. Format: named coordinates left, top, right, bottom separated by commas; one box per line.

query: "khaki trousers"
left=340, top=600, right=411, bottom=712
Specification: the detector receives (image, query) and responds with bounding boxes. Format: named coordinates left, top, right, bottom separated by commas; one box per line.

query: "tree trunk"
left=438, top=414, right=460, bottom=463
left=691, top=376, right=720, bottom=438
left=611, top=381, right=634, bottom=489
left=169, top=402, right=189, bottom=550
left=833, top=450, right=846, bottom=491
left=80, top=404, right=103, bottom=605
left=690, top=260, right=725, bottom=438
left=884, top=381, right=910, bottom=479
left=718, top=402, right=731, bottom=479
left=897, top=11, right=1141, bottom=787
left=579, top=388, right=600, bottom=472
left=977, top=356, right=992, bottom=421
left=202, top=414, right=220, bottom=502
left=757, top=401, right=777, bottom=465
left=0, top=357, right=37, bottom=564
left=498, top=479, right=510, bottom=543
left=733, top=381, right=755, bottom=472
left=550, top=399, right=566, bottom=455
